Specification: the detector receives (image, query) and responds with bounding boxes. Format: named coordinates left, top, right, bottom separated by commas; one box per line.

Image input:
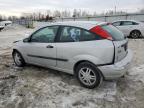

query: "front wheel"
left=13, top=51, right=25, bottom=67
left=75, top=62, right=103, bottom=89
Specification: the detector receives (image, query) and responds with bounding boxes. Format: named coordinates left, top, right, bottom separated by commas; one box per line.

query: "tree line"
left=0, top=8, right=144, bottom=21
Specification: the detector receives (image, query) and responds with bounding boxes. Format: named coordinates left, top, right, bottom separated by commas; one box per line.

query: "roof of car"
left=112, top=20, right=140, bottom=23
left=48, top=21, right=107, bottom=30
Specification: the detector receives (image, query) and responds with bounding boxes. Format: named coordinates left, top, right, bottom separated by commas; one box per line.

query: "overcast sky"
left=0, top=0, right=144, bottom=16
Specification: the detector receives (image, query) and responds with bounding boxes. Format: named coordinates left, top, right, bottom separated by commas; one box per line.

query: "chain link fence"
left=54, top=13, right=144, bottom=22
left=13, top=19, right=34, bottom=28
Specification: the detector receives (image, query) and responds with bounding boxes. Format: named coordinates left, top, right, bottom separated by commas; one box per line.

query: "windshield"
left=101, top=25, right=125, bottom=41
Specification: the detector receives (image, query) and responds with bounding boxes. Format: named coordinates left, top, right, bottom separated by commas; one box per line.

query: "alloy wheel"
left=14, top=52, right=22, bottom=66
left=78, top=67, right=96, bottom=86
left=131, top=31, right=140, bottom=38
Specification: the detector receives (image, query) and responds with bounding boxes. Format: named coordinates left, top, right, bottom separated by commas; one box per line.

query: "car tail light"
left=90, top=26, right=113, bottom=40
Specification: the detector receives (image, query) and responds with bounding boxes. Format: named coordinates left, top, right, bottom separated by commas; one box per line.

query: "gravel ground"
left=0, top=25, right=144, bottom=108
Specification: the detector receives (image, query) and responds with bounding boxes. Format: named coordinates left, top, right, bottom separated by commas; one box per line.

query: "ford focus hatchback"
left=12, top=21, right=133, bottom=88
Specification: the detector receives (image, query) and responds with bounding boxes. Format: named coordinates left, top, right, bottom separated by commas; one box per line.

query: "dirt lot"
left=0, top=25, right=144, bottom=108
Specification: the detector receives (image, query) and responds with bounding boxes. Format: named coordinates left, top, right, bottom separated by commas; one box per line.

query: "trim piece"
left=27, top=54, right=68, bottom=62
left=96, top=62, right=113, bottom=66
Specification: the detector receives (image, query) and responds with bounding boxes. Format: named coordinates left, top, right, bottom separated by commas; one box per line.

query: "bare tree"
left=0, top=15, right=2, bottom=21
left=81, top=11, right=90, bottom=17
left=140, top=9, right=144, bottom=13
left=93, top=12, right=97, bottom=17
left=61, top=10, right=71, bottom=17
left=53, top=10, right=61, bottom=17
left=73, top=9, right=82, bottom=17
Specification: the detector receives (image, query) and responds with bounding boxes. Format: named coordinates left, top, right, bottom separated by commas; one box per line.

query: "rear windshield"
left=101, top=25, right=125, bottom=41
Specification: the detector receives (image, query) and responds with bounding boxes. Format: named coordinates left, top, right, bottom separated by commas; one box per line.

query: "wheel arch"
left=130, top=29, right=141, bottom=36
left=12, top=49, right=25, bottom=63
left=73, top=60, right=105, bottom=79
left=12, top=49, right=21, bottom=56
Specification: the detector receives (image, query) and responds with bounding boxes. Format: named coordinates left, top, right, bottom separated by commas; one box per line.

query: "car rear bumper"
left=98, top=49, right=133, bottom=80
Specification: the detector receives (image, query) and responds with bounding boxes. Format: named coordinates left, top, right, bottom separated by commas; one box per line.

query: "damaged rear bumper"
left=98, top=49, right=133, bottom=80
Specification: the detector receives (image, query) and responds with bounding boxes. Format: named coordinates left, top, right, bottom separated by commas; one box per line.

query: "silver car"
left=12, top=21, right=133, bottom=88
left=112, top=20, right=144, bottom=38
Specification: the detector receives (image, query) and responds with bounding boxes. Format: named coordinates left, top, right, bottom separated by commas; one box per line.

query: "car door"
left=23, top=26, right=59, bottom=67
left=55, top=26, right=80, bottom=73
left=118, top=21, right=134, bottom=36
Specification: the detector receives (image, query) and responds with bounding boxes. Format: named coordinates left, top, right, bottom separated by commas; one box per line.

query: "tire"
left=0, top=28, right=4, bottom=31
left=12, top=51, right=25, bottom=67
left=130, top=30, right=141, bottom=39
left=75, top=62, right=103, bottom=89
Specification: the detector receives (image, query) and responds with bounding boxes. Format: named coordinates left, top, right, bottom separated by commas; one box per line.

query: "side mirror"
left=23, top=38, right=30, bottom=42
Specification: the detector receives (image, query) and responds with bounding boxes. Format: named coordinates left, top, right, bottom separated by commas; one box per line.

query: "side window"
left=112, top=22, right=121, bottom=26
left=132, top=22, right=139, bottom=25
left=59, top=26, right=102, bottom=42
left=31, top=26, right=59, bottom=43
left=80, top=30, right=102, bottom=41
left=121, top=21, right=133, bottom=26
left=60, top=27, right=81, bottom=42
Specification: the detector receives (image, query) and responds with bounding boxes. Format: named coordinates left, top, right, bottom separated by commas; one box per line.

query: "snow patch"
left=128, top=64, right=144, bottom=83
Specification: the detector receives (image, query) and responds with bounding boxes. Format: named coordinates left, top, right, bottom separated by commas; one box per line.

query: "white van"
left=0, top=21, right=12, bottom=31
left=0, top=21, right=12, bottom=26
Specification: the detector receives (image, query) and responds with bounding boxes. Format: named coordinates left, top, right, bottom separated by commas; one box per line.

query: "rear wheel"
left=13, top=51, right=25, bottom=67
left=130, top=30, right=141, bottom=39
left=75, top=62, right=103, bottom=89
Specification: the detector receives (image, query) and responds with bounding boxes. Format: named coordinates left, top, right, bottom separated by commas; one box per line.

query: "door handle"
left=46, top=45, right=54, bottom=48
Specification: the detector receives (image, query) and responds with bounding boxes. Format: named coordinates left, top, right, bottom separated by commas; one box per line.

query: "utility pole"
left=115, top=6, right=116, bottom=14
left=114, top=0, right=117, bottom=14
